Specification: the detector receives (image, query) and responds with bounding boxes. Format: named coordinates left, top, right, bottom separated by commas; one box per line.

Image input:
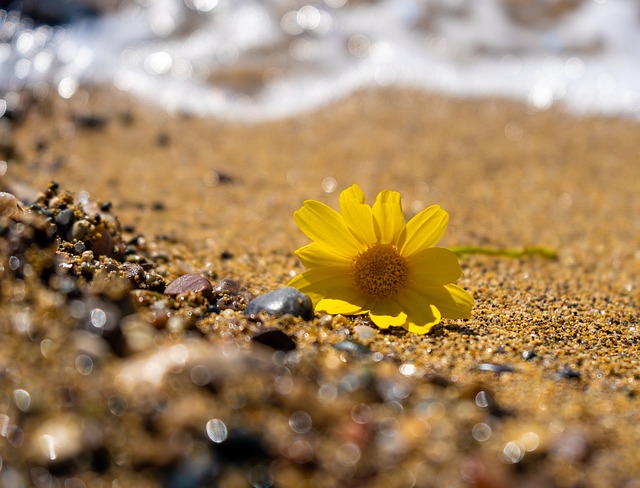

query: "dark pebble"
left=555, top=368, right=581, bottom=380
left=244, top=287, right=313, bottom=320
left=123, top=263, right=145, bottom=283
left=212, top=428, right=270, bottom=465
left=73, top=241, right=86, bottom=254
left=475, top=363, right=515, bottom=374
left=522, top=350, right=538, bottom=361
left=213, top=278, right=255, bottom=311
left=252, top=329, right=296, bottom=352
left=73, top=113, right=108, bottom=129
left=213, top=278, right=242, bottom=296
left=55, top=208, right=75, bottom=229
left=164, top=274, right=213, bottom=299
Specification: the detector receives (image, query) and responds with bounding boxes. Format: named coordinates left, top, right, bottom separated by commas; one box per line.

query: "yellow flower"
left=288, top=184, right=473, bottom=334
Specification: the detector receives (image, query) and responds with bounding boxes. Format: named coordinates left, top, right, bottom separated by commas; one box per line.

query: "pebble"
left=244, top=287, right=313, bottom=320
left=164, top=273, right=213, bottom=300
left=123, top=263, right=145, bottom=283
left=333, top=340, right=370, bottom=356
left=213, top=278, right=242, bottom=296
left=0, top=192, right=23, bottom=219
left=475, top=363, right=515, bottom=374
left=555, top=368, right=581, bottom=380
left=54, top=208, right=75, bottom=229
left=252, top=329, right=296, bottom=352
left=69, top=219, right=91, bottom=241
left=354, top=325, right=377, bottom=342
left=213, top=278, right=255, bottom=311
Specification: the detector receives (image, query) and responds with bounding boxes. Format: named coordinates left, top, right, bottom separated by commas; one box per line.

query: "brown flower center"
left=351, top=244, right=408, bottom=298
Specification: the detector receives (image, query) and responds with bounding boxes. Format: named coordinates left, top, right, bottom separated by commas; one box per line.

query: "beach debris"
left=164, top=273, right=213, bottom=300
left=244, top=287, right=314, bottom=320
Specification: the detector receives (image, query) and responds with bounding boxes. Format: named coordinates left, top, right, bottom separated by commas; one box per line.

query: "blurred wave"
left=1, top=0, right=639, bottom=120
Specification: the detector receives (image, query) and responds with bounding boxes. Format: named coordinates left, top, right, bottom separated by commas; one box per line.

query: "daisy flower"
left=288, top=184, right=473, bottom=334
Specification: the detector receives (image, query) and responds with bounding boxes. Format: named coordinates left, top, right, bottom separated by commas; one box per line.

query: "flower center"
left=351, top=244, right=408, bottom=298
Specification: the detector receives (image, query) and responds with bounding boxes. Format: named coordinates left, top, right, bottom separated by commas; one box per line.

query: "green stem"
left=448, top=245, right=558, bottom=260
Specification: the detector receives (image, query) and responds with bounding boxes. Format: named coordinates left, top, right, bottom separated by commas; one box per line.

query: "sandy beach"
left=1, top=86, right=640, bottom=487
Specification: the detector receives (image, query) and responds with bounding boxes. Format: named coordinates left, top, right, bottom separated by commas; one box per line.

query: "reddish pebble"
left=164, top=273, right=213, bottom=299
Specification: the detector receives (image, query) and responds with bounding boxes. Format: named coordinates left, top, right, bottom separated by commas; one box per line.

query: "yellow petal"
left=400, top=205, right=449, bottom=256
left=288, top=267, right=367, bottom=311
left=408, top=283, right=474, bottom=319
left=371, top=190, right=406, bottom=245
left=295, top=243, right=350, bottom=269
left=406, top=247, right=462, bottom=286
left=403, top=305, right=441, bottom=334
left=339, top=185, right=376, bottom=245
left=316, top=297, right=365, bottom=315
left=369, top=298, right=407, bottom=328
left=294, top=200, right=361, bottom=259
left=394, top=287, right=442, bottom=333
left=339, top=184, right=366, bottom=204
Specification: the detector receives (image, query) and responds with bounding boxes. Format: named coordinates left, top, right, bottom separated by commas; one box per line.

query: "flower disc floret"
left=351, top=244, right=407, bottom=298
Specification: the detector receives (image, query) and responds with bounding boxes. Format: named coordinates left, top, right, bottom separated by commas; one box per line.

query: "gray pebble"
left=244, top=287, right=313, bottom=320
left=55, top=208, right=75, bottom=229
left=333, top=340, right=370, bottom=356
left=475, top=363, right=515, bottom=374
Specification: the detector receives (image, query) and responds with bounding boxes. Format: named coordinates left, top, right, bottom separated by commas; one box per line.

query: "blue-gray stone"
left=244, top=287, right=313, bottom=320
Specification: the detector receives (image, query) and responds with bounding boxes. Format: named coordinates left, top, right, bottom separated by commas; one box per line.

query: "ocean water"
left=1, top=0, right=639, bottom=121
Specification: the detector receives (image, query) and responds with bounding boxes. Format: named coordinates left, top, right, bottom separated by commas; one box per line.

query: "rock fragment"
left=165, top=274, right=213, bottom=300
left=244, top=287, right=313, bottom=320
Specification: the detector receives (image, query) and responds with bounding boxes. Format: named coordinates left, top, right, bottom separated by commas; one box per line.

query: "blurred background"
left=1, top=0, right=639, bottom=121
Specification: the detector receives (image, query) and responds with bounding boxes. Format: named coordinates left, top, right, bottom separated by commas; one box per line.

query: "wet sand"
left=1, top=87, right=640, bottom=487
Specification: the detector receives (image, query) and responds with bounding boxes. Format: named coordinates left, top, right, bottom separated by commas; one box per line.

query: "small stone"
left=244, top=287, right=313, bottom=320
left=252, top=329, right=296, bottom=352
left=522, top=350, right=537, bottom=361
left=213, top=278, right=242, bottom=296
left=70, top=219, right=92, bottom=241
left=354, top=325, right=377, bottom=341
left=164, top=273, right=213, bottom=300
left=55, top=208, right=75, bottom=229
left=555, top=368, right=581, bottom=380
left=73, top=241, right=86, bottom=254
left=123, top=263, right=145, bottom=283
left=91, top=223, right=115, bottom=257
left=475, top=363, right=515, bottom=374
left=212, top=278, right=254, bottom=311
left=333, top=340, right=370, bottom=356
left=0, top=192, right=23, bottom=219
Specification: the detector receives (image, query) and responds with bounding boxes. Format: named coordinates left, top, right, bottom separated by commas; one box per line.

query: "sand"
left=1, top=86, right=640, bottom=487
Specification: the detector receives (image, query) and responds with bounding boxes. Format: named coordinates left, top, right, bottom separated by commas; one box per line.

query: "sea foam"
left=1, top=0, right=639, bottom=121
